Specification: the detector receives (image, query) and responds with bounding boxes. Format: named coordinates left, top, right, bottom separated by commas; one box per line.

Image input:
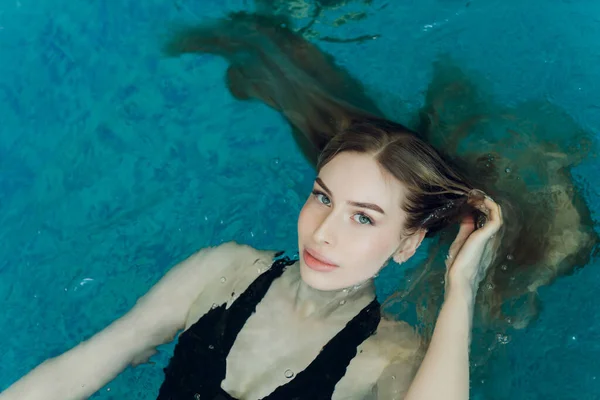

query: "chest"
left=222, top=283, right=364, bottom=399
left=183, top=267, right=391, bottom=399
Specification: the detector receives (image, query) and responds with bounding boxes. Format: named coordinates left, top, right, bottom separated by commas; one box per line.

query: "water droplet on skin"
left=208, top=345, right=214, bottom=350
left=339, top=300, right=346, bottom=305
left=486, top=283, right=494, bottom=290
left=195, top=394, right=201, bottom=400
left=477, top=215, right=486, bottom=229
left=257, top=268, right=262, bottom=273
left=211, top=303, right=218, bottom=309
left=507, top=254, right=514, bottom=261
left=342, top=288, right=349, bottom=293
left=284, top=369, right=294, bottom=378
left=505, top=167, right=511, bottom=173
left=506, top=317, right=512, bottom=324
left=220, top=277, right=227, bottom=283
left=501, top=264, right=508, bottom=271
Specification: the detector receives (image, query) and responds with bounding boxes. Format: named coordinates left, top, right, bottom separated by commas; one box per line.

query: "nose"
left=312, top=212, right=337, bottom=246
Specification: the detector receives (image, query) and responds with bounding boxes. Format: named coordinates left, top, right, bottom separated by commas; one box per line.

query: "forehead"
left=318, top=152, right=407, bottom=211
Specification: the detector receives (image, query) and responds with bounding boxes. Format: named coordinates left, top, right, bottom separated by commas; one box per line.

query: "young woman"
left=0, top=121, right=502, bottom=400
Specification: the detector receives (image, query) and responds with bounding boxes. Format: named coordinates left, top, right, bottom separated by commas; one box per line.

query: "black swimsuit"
left=157, top=255, right=381, bottom=400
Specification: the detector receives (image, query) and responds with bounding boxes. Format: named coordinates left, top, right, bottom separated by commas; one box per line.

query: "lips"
left=303, top=248, right=339, bottom=272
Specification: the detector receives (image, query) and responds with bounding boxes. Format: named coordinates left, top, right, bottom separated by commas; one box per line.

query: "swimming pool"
left=1, top=0, right=599, bottom=398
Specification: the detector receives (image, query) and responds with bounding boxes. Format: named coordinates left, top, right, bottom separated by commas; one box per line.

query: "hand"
left=444, top=195, right=504, bottom=299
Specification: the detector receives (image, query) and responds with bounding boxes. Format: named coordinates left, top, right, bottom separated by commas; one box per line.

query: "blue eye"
left=353, top=213, right=373, bottom=225
left=312, top=190, right=331, bottom=206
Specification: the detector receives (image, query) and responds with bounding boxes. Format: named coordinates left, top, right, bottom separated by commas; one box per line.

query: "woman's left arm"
left=388, top=196, right=503, bottom=400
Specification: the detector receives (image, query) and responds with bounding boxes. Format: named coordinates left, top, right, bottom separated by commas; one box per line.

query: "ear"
left=392, top=229, right=427, bottom=264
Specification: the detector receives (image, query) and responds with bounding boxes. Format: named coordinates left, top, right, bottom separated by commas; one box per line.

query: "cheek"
left=348, top=227, right=401, bottom=263
left=297, top=201, right=315, bottom=236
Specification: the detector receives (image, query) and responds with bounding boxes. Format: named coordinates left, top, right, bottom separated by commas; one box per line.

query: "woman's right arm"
left=403, top=197, right=503, bottom=400
left=0, top=242, right=244, bottom=400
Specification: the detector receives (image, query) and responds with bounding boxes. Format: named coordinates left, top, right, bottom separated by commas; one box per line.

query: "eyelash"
left=311, top=190, right=375, bottom=226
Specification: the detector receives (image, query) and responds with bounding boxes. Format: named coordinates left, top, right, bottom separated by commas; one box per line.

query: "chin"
left=298, top=261, right=348, bottom=292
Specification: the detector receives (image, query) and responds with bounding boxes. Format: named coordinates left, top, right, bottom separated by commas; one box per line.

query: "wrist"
left=438, top=278, right=476, bottom=342
left=445, top=277, right=476, bottom=308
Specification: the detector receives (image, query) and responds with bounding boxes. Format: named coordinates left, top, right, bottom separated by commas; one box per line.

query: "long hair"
left=164, top=11, right=598, bottom=350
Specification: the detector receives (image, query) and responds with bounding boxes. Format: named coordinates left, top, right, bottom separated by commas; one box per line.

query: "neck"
left=289, top=266, right=376, bottom=319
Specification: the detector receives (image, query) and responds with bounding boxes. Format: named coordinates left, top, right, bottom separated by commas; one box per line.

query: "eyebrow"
left=315, top=177, right=386, bottom=215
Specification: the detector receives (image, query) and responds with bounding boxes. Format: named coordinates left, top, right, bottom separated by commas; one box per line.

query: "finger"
left=446, top=215, right=475, bottom=267
left=456, top=215, right=476, bottom=244
left=471, top=197, right=502, bottom=234
left=481, top=197, right=503, bottom=233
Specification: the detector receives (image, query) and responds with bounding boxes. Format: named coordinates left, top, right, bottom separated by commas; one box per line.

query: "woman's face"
left=297, top=151, right=414, bottom=291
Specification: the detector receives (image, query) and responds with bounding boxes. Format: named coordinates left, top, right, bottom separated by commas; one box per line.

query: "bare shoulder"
left=372, top=316, right=423, bottom=357
left=182, top=242, right=281, bottom=329
left=144, top=240, right=274, bottom=301
left=360, top=316, right=423, bottom=375
left=367, top=317, right=424, bottom=399
left=334, top=316, right=423, bottom=400
left=174, top=240, right=266, bottom=271
left=134, top=241, right=248, bottom=307
left=127, top=240, right=272, bottom=341
left=127, top=241, right=277, bottom=364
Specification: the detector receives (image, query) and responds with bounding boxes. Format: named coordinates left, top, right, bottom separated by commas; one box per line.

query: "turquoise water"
left=1, top=0, right=599, bottom=399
